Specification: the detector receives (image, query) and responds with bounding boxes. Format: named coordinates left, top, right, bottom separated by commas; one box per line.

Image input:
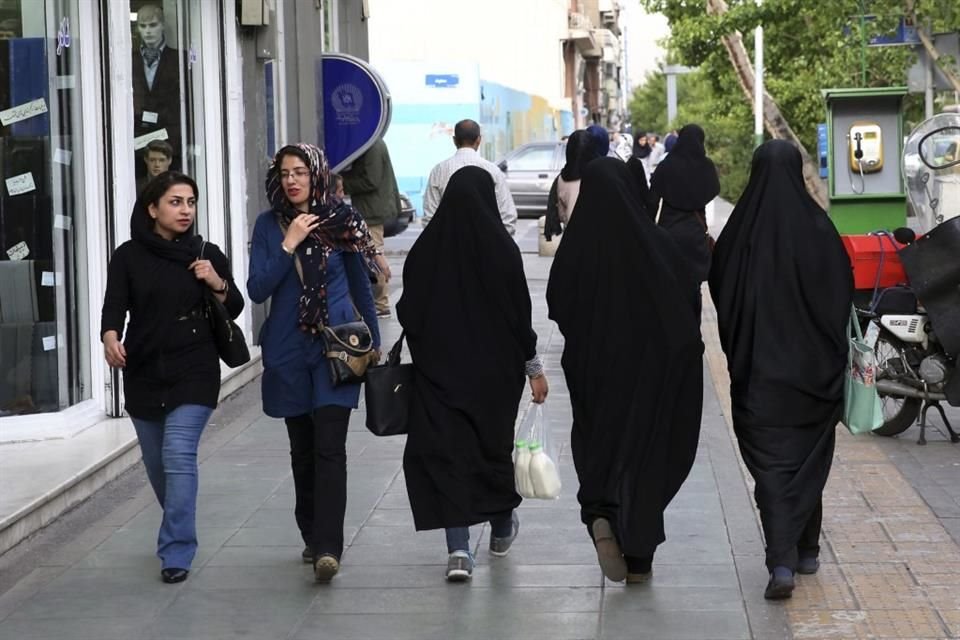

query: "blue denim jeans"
left=445, top=511, right=515, bottom=554
left=131, top=404, right=213, bottom=570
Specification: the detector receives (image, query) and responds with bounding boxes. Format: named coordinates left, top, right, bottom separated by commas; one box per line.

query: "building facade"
left=0, top=0, right=334, bottom=440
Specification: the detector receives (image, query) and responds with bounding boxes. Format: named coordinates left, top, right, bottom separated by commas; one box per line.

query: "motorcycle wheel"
left=872, top=333, right=923, bottom=437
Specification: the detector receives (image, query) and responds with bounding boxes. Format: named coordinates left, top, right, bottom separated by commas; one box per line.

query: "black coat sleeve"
left=101, top=247, right=130, bottom=341
left=208, top=243, right=245, bottom=319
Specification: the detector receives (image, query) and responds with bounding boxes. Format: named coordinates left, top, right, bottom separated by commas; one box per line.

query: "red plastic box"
left=841, top=234, right=908, bottom=290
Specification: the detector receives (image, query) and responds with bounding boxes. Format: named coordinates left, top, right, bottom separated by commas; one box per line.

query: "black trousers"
left=284, top=405, right=352, bottom=559
left=767, top=499, right=823, bottom=571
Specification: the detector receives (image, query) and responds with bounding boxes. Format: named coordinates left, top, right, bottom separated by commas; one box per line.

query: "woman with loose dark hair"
left=101, top=171, right=245, bottom=584
left=247, top=143, right=381, bottom=583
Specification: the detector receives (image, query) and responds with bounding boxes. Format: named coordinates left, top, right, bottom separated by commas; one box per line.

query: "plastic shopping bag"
left=514, top=402, right=562, bottom=499
left=842, top=307, right=884, bottom=434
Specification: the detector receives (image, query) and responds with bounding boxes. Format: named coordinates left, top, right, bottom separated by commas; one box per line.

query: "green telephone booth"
left=823, top=87, right=908, bottom=233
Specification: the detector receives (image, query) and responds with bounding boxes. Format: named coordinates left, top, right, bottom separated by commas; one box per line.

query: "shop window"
left=129, top=0, right=207, bottom=236
left=0, top=0, right=90, bottom=417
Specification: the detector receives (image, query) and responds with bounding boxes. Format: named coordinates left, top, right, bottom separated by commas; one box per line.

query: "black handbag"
left=322, top=319, right=376, bottom=385
left=206, top=291, right=251, bottom=367
left=200, top=242, right=250, bottom=368
left=364, top=333, right=413, bottom=436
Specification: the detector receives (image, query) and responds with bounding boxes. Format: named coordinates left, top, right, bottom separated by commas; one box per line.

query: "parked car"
left=497, top=142, right=565, bottom=218
left=384, top=192, right=415, bottom=237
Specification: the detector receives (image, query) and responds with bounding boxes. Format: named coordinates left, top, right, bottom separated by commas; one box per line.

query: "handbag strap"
left=849, top=304, right=864, bottom=341
left=277, top=218, right=362, bottom=323
left=386, top=332, right=405, bottom=366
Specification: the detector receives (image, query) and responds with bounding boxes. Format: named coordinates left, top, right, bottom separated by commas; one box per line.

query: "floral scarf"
left=265, top=143, right=379, bottom=333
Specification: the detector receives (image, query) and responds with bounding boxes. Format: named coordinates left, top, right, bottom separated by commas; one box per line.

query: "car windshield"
left=508, top=147, right=555, bottom=171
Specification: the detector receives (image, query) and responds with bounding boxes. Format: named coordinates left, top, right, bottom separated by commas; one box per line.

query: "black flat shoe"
left=797, top=555, right=820, bottom=575
left=161, top=568, right=189, bottom=584
left=763, top=567, right=795, bottom=600
left=301, top=546, right=315, bottom=564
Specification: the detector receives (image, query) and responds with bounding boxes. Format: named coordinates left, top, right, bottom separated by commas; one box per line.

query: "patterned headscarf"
left=265, top=143, right=380, bottom=333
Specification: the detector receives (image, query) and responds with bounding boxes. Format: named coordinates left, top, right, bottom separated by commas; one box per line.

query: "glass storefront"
left=0, top=0, right=244, bottom=426
left=129, top=0, right=209, bottom=236
left=0, top=0, right=90, bottom=417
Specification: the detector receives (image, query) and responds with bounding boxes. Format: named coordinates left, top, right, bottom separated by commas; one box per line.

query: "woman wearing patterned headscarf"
left=247, top=143, right=381, bottom=583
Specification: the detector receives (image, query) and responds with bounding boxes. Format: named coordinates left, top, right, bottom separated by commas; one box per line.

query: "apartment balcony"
left=598, top=0, right=621, bottom=36
left=568, top=11, right=600, bottom=57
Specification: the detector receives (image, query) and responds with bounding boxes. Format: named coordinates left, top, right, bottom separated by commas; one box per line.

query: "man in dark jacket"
left=340, top=138, right=401, bottom=318
left=132, top=4, right=187, bottom=179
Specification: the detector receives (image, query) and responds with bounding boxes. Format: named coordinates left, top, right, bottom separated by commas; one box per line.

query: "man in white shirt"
left=422, top=120, right=518, bottom=235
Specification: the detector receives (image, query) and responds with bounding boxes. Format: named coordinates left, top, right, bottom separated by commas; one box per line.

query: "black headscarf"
left=633, top=135, right=652, bottom=159
left=547, top=157, right=704, bottom=559
left=560, top=130, right=593, bottom=182
left=709, top=140, right=852, bottom=572
left=650, top=124, right=721, bottom=212
left=710, top=139, right=852, bottom=426
left=398, top=166, right=536, bottom=531
left=130, top=194, right=202, bottom=266
left=264, top=143, right=378, bottom=332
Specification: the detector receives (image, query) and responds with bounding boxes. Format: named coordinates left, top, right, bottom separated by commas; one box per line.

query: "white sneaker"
left=445, top=551, right=474, bottom=582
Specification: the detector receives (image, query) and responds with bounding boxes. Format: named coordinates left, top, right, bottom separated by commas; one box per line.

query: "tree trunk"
left=706, top=0, right=829, bottom=208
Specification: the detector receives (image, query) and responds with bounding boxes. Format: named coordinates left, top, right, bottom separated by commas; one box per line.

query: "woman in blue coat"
left=247, top=143, right=381, bottom=582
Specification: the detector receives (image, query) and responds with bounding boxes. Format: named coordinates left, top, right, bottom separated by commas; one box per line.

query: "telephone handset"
left=848, top=121, right=884, bottom=173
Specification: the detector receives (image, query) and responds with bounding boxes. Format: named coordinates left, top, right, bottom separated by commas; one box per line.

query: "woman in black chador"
left=398, top=166, right=548, bottom=582
left=547, top=157, right=704, bottom=583
left=710, top=140, right=852, bottom=600
left=650, top=124, right=721, bottom=291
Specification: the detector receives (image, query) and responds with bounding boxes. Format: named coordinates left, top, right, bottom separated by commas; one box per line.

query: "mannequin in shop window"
left=137, top=139, right=174, bottom=195
left=132, top=4, right=186, bottom=178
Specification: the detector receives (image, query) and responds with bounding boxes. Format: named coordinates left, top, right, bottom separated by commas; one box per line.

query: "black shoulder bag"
left=364, top=333, right=413, bottom=436
left=201, top=242, right=251, bottom=368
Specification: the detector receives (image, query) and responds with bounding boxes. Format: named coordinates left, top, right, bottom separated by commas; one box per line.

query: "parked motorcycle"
left=862, top=114, right=960, bottom=444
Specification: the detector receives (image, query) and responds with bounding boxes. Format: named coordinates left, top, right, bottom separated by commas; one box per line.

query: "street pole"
left=754, top=0, right=763, bottom=148
left=859, top=0, right=867, bottom=85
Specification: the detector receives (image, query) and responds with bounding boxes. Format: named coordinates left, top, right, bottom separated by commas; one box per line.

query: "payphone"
left=823, top=87, right=907, bottom=233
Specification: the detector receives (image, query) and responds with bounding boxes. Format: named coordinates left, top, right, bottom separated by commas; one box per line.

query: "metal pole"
left=859, top=0, right=867, bottom=85
left=925, top=49, right=935, bottom=118
left=666, top=73, right=678, bottom=124
left=754, top=0, right=763, bottom=148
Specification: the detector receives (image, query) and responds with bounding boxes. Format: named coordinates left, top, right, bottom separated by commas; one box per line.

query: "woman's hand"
left=529, top=373, right=549, bottom=404
left=189, top=259, right=225, bottom=291
left=283, top=213, right=320, bottom=251
left=103, top=331, right=127, bottom=368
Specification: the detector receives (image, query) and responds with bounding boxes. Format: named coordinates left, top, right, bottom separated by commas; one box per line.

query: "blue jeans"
left=445, top=511, right=515, bottom=554
left=131, top=404, right=213, bottom=570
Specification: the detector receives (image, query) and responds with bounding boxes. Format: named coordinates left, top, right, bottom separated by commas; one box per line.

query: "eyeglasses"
left=280, top=168, right=310, bottom=181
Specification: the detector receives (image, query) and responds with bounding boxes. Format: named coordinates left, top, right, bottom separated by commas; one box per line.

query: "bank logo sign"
left=319, top=54, right=392, bottom=173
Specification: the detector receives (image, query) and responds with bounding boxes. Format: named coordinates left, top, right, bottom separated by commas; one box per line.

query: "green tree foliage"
left=630, top=67, right=754, bottom=199
left=631, top=0, right=960, bottom=200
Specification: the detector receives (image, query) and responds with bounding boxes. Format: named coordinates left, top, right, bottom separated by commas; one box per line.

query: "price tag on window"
left=6, top=172, right=36, bottom=196
left=142, top=111, right=159, bottom=124
left=53, top=149, right=72, bottom=165
left=0, top=98, right=48, bottom=126
left=6, top=241, right=29, bottom=261
left=133, top=128, right=169, bottom=150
